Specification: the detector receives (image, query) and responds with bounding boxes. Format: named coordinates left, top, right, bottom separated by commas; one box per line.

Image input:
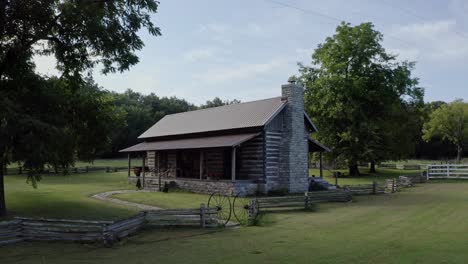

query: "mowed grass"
left=1, top=171, right=138, bottom=221
left=3, top=182, right=468, bottom=263
left=112, top=191, right=211, bottom=209
left=310, top=167, right=422, bottom=185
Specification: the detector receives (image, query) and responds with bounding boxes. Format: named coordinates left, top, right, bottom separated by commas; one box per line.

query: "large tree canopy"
left=106, top=90, right=197, bottom=155
left=0, top=0, right=161, bottom=216
left=422, top=100, right=468, bottom=163
left=0, top=0, right=160, bottom=78
left=295, top=22, right=424, bottom=175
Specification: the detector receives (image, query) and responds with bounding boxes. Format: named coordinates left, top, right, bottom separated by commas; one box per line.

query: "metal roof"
left=308, top=138, right=331, bottom=152
left=120, top=133, right=261, bottom=152
left=138, top=97, right=287, bottom=139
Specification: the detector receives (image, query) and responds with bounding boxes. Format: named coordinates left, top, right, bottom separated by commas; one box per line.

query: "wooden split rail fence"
left=0, top=204, right=218, bottom=246
left=255, top=190, right=352, bottom=211
left=385, top=176, right=414, bottom=193
left=342, top=182, right=385, bottom=195
left=4, top=166, right=129, bottom=175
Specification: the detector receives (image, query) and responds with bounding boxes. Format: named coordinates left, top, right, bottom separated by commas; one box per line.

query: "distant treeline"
left=100, top=89, right=462, bottom=161
left=101, top=89, right=240, bottom=157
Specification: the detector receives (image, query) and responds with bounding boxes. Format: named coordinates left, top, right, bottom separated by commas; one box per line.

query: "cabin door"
left=178, top=150, right=200, bottom=179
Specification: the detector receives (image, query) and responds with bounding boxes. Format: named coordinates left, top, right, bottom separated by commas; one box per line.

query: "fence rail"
left=4, top=166, right=130, bottom=175
left=0, top=220, right=22, bottom=245
left=256, top=190, right=352, bottom=211
left=342, top=182, right=385, bottom=195
left=427, top=164, right=468, bottom=179
left=0, top=204, right=218, bottom=246
left=385, top=176, right=414, bottom=193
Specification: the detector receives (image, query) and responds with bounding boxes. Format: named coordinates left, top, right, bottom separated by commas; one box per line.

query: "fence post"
left=392, top=178, right=396, bottom=193
left=372, top=181, right=377, bottom=195
left=248, top=200, right=257, bottom=220
left=200, top=203, right=206, bottom=228
left=304, top=192, right=309, bottom=209
left=447, top=164, right=450, bottom=178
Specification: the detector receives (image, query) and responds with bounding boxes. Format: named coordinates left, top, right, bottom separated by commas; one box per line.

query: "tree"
left=295, top=22, right=423, bottom=176
left=200, top=97, right=241, bottom=109
left=0, top=0, right=160, bottom=216
left=422, top=100, right=468, bottom=163
left=413, top=101, right=454, bottom=160
left=105, top=90, right=196, bottom=156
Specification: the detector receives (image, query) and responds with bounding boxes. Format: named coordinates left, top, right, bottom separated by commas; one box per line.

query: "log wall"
left=204, top=149, right=225, bottom=178
left=264, top=131, right=283, bottom=192
left=238, top=135, right=264, bottom=181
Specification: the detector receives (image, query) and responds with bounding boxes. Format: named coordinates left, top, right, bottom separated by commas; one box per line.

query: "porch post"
left=319, top=152, right=323, bottom=178
left=157, top=151, right=161, bottom=191
left=200, top=150, right=204, bottom=180
left=127, top=153, right=131, bottom=178
left=231, top=147, right=236, bottom=182
left=142, top=153, right=146, bottom=189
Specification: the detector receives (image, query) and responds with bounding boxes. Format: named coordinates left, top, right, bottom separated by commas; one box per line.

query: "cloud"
left=196, top=23, right=233, bottom=44
left=183, top=48, right=215, bottom=62
left=389, top=19, right=468, bottom=62
left=199, top=58, right=287, bottom=83
left=195, top=22, right=266, bottom=45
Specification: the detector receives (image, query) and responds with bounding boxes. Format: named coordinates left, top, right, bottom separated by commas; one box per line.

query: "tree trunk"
left=457, top=145, right=463, bottom=164
left=349, top=164, right=360, bottom=176
left=0, top=157, right=6, bottom=217
left=369, top=161, right=376, bottom=173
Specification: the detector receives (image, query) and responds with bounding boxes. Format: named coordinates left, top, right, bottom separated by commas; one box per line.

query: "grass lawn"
left=1, top=171, right=138, bottom=221
left=3, top=182, right=468, bottom=263
left=111, top=191, right=211, bottom=209
left=310, top=167, right=422, bottom=185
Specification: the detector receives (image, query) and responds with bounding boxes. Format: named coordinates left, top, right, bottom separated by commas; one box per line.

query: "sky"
left=34, top=0, right=468, bottom=105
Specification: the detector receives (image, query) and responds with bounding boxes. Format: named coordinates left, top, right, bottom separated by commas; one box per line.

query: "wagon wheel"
left=233, top=195, right=259, bottom=225
left=207, top=192, right=232, bottom=226
left=232, top=195, right=249, bottom=225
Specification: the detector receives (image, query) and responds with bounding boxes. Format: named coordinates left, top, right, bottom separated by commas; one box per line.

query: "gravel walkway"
left=92, top=190, right=162, bottom=210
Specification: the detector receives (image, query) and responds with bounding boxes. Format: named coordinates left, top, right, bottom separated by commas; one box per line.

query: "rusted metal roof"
left=138, top=97, right=287, bottom=139
left=120, top=133, right=261, bottom=152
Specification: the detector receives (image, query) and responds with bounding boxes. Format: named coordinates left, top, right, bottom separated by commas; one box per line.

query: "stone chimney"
left=279, top=80, right=309, bottom=193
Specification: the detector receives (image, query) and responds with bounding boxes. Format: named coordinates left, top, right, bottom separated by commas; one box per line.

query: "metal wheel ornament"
left=207, top=192, right=232, bottom=226
left=233, top=195, right=258, bottom=225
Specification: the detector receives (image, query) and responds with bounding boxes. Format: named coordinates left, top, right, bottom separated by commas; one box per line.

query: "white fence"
left=427, top=164, right=468, bottom=179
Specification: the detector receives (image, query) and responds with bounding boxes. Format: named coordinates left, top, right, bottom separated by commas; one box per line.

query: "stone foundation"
left=128, top=176, right=259, bottom=196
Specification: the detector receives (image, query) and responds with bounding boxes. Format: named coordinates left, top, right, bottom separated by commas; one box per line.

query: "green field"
left=3, top=180, right=468, bottom=263
left=3, top=161, right=468, bottom=263
left=310, top=167, right=421, bottom=185
left=1, top=171, right=137, bottom=221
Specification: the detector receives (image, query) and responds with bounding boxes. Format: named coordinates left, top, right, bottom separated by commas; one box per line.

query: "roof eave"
left=304, top=111, right=318, bottom=133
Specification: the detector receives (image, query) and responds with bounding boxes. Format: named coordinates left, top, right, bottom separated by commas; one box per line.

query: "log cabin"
left=120, top=81, right=329, bottom=195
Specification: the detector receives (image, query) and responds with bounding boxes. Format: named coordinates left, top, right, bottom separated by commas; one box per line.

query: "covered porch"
left=120, top=133, right=263, bottom=195
left=308, top=137, right=331, bottom=178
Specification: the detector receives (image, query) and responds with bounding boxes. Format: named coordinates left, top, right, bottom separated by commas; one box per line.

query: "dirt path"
left=92, top=190, right=162, bottom=210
